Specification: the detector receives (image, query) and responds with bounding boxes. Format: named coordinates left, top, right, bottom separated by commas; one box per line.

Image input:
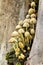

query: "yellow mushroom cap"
left=18, top=28, right=24, bottom=34
left=28, top=8, right=35, bottom=14
left=18, top=20, right=23, bottom=26
left=30, top=18, right=36, bottom=24
left=15, top=52, right=19, bottom=57
left=27, top=47, right=30, bottom=50
left=11, top=31, right=19, bottom=37
left=20, top=53, right=25, bottom=59
left=31, top=14, right=36, bottom=18
left=8, top=38, right=17, bottom=43
left=23, top=19, right=30, bottom=24
left=31, top=2, right=36, bottom=7
left=25, top=31, right=30, bottom=37
left=19, top=42, right=24, bottom=49
left=16, top=25, right=21, bottom=30
left=15, top=48, right=20, bottom=52
left=23, top=22, right=29, bottom=28
left=18, top=56, right=21, bottom=59
left=30, top=29, right=35, bottom=34
left=23, top=50, right=26, bottom=53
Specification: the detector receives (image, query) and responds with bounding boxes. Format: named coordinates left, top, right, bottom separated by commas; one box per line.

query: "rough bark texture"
left=27, top=0, right=43, bottom=65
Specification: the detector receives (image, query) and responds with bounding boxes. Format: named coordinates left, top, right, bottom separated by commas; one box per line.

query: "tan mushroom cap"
left=30, top=29, right=35, bottom=34
left=31, top=2, right=36, bottom=7
left=23, top=19, right=30, bottom=24
left=8, top=38, right=17, bottom=43
left=31, top=14, right=36, bottom=18
left=16, top=25, right=21, bottom=30
left=26, top=15, right=30, bottom=19
left=30, top=18, right=36, bottom=24
left=25, top=31, right=30, bottom=37
left=18, top=28, right=24, bottom=34
left=28, top=8, right=35, bottom=15
left=11, top=31, right=19, bottom=37
left=18, top=20, right=23, bottom=26
left=23, top=22, right=29, bottom=28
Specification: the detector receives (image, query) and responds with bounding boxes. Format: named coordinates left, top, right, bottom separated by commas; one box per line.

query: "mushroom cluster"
left=6, top=1, right=37, bottom=65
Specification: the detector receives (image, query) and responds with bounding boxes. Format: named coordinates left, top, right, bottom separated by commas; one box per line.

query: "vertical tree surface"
left=27, top=0, right=43, bottom=65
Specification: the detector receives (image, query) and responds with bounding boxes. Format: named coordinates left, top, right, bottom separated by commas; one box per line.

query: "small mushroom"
left=19, top=42, right=24, bottom=49
left=16, top=25, right=21, bottom=30
left=23, top=19, right=30, bottom=24
left=31, top=14, right=36, bottom=18
left=31, top=2, right=36, bottom=8
left=11, top=31, right=19, bottom=37
left=28, top=8, right=35, bottom=15
left=25, top=31, right=30, bottom=37
left=20, top=53, right=25, bottom=59
left=18, top=20, right=23, bottom=26
left=23, top=22, right=29, bottom=28
left=18, top=28, right=24, bottom=34
left=27, top=47, right=30, bottom=50
left=26, top=14, right=30, bottom=19
left=8, top=38, right=17, bottom=43
left=30, top=29, right=35, bottom=35
left=30, top=18, right=36, bottom=24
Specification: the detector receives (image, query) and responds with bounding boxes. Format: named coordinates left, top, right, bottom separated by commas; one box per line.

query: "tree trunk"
left=27, top=0, right=43, bottom=65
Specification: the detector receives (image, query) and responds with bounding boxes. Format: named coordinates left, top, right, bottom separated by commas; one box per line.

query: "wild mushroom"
left=23, top=22, right=29, bottom=31
left=11, top=31, right=19, bottom=37
left=18, top=20, right=23, bottom=26
left=25, top=31, right=30, bottom=38
left=16, top=25, right=21, bottom=30
left=8, top=38, right=17, bottom=43
left=31, top=2, right=36, bottom=8
left=28, top=8, right=35, bottom=15
left=18, top=28, right=24, bottom=34
left=23, top=19, right=30, bottom=24
left=30, top=28, right=35, bottom=35
left=31, top=14, right=36, bottom=18
left=26, top=14, right=31, bottom=19
left=19, top=42, right=24, bottom=49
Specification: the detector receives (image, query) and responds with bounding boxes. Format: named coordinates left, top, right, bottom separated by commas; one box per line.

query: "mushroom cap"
left=19, top=42, right=24, bottom=49
left=23, top=22, right=29, bottom=28
left=18, top=20, right=23, bottom=26
left=30, top=18, right=36, bottom=24
left=18, top=54, right=25, bottom=59
left=31, top=2, right=36, bottom=7
left=30, top=29, right=35, bottom=34
left=23, top=19, right=30, bottom=24
left=8, top=38, right=17, bottom=43
left=28, top=8, right=35, bottom=14
left=27, top=47, right=30, bottom=50
left=25, top=31, right=30, bottom=37
left=11, top=31, right=19, bottom=37
left=31, top=14, right=36, bottom=18
left=18, top=28, right=24, bottom=34
left=20, top=53, right=25, bottom=59
left=26, top=14, right=30, bottom=19
left=15, top=52, right=19, bottom=57
left=16, top=25, right=21, bottom=30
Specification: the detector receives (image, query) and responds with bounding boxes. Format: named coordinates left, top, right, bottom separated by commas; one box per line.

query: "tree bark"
left=27, top=0, right=43, bottom=65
